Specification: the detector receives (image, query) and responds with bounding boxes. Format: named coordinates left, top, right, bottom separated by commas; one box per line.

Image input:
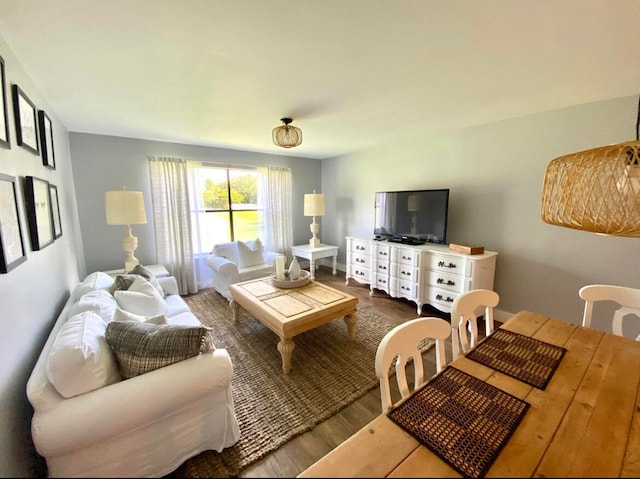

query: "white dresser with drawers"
left=345, top=236, right=498, bottom=315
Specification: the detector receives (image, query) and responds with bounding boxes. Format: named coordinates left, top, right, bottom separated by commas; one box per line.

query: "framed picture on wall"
left=0, top=55, right=9, bottom=149
left=24, top=175, right=53, bottom=250
left=48, top=183, right=62, bottom=239
left=38, top=110, right=55, bottom=169
left=0, top=174, right=27, bottom=273
left=12, top=84, right=39, bottom=155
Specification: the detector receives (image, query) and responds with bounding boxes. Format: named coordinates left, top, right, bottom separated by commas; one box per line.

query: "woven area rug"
left=169, top=287, right=433, bottom=478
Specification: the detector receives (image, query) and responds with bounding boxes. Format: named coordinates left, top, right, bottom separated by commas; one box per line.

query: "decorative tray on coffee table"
left=269, top=270, right=311, bottom=289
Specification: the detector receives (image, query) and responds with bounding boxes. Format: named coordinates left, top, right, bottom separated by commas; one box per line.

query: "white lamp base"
left=122, top=225, right=140, bottom=273
left=309, top=218, right=321, bottom=249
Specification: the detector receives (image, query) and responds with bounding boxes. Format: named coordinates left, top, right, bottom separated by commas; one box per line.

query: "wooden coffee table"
left=228, top=277, right=359, bottom=374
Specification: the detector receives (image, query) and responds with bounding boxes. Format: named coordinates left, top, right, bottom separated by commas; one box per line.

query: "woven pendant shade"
left=541, top=141, right=640, bottom=237
left=272, top=117, right=302, bottom=148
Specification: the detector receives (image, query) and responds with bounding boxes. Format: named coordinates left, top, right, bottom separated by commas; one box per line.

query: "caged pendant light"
left=541, top=96, right=640, bottom=237
left=272, top=117, right=302, bottom=148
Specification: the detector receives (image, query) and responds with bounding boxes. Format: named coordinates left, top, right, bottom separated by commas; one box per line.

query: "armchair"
left=206, top=239, right=284, bottom=300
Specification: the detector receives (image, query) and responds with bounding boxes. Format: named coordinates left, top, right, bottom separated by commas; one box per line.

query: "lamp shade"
left=272, top=117, right=302, bottom=148
left=105, top=190, right=147, bottom=225
left=541, top=141, right=640, bottom=237
left=304, top=192, right=325, bottom=217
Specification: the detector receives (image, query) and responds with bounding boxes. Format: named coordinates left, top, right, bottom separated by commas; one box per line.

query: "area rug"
left=170, top=287, right=434, bottom=478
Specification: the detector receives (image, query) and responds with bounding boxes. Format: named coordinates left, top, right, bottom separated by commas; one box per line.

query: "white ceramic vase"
left=288, top=257, right=301, bottom=280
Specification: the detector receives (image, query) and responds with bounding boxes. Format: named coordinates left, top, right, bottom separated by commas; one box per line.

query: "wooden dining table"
left=298, top=310, right=640, bottom=478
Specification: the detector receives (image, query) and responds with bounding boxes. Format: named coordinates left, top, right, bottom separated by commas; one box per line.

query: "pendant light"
left=272, top=117, right=302, bottom=148
left=541, top=96, right=640, bottom=237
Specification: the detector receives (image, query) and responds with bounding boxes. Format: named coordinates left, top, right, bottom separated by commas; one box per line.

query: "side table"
left=103, top=263, right=170, bottom=278
left=291, top=244, right=338, bottom=280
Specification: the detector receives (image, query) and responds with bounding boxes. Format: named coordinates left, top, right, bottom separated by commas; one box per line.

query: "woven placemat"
left=466, top=328, right=567, bottom=389
left=388, top=366, right=529, bottom=479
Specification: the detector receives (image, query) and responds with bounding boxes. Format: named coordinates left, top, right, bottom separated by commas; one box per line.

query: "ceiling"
left=1, top=0, right=639, bottom=160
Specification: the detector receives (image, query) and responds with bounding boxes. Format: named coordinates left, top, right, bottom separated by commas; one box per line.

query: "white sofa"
left=206, top=239, right=284, bottom=300
left=26, top=271, right=241, bottom=478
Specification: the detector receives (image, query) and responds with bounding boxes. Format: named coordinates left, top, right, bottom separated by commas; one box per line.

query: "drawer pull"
left=402, top=255, right=412, bottom=260
left=379, top=251, right=388, bottom=256
left=435, top=294, right=455, bottom=303
left=356, top=245, right=365, bottom=251
left=436, top=278, right=456, bottom=286
left=437, top=261, right=457, bottom=269
left=401, top=270, right=411, bottom=277
left=401, top=285, right=411, bottom=291
left=378, top=265, right=387, bottom=270
left=356, top=258, right=365, bottom=263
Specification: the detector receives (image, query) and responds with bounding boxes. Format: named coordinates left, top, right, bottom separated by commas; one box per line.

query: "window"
left=194, top=166, right=263, bottom=252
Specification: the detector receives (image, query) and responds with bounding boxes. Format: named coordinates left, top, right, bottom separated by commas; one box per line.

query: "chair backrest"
left=450, top=289, right=500, bottom=360
left=579, top=284, right=640, bottom=340
left=374, top=317, right=451, bottom=413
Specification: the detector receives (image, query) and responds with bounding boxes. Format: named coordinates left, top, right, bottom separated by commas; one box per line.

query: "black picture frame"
left=0, top=173, right=27, bottom=273
left=48, top=183, right=62, bottom=239
left=38, top=110, right=55, bottom=169
left=0, top=55, right=9, bottom=149
left=24, top=175, right=53, bottom=250
left=12, top=84, right=39, bottom=155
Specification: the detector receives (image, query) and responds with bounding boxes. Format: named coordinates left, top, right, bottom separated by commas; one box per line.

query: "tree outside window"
left=195, top=166, right=263, bottom=252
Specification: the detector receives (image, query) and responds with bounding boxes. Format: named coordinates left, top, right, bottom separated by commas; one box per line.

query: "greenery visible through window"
left=195, top=166, right=262, bottom=250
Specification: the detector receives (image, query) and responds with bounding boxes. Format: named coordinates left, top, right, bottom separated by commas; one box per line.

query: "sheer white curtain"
left=186, top=160, right=213, bottom=289
left=148, top=156, right=198, bottom=295
left=258, top=166, right=293, bottom=262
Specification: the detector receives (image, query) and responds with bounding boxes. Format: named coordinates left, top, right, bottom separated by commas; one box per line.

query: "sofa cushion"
left=114, top=276, right=169, bottom=317
left=237, top=240, right=265, bottom=268
left=105, top=321, right=215, bottom=378
left=130, top=264, right=165, bottom=297
left=69, top=289, right=118, bottom=324
left=72, top=272, right=115, bottom=301
left=113, top=307, right=169, bottom=325
left=46, top=311, right=121, bottom=398
left=213, top=242, right=239, bottom=264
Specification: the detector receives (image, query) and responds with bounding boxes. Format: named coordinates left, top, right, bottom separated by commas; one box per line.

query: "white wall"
left=0, top=38, right=85, bottom=476
left=322, top=95, right=640, bottom=324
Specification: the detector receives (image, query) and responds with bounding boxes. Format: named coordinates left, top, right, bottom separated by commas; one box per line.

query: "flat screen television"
left=374, top=189, right=449, bottom=245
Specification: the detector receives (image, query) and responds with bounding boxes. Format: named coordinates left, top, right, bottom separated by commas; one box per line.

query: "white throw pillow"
left=69, top=289, right=118, bottom=324
left=46, top=311, right=121, bottom=398
left=72, top=272, right=115, bottom=301
left=114, top=276, right=169, bottom=317
left=213, top=242, right=239, bottom=264
left=245, top=238, right=264, bottom=252
left=237, top=240, right=264, bottom=268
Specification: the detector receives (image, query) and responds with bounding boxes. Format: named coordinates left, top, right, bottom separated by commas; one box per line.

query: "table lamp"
left=105, top=187, right=147, bottom=272
left=304, top=190, right=325, bottom=248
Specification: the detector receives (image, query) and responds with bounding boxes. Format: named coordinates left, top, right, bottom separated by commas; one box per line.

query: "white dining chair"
left=579, top=284, right=640, bottom=340
left=450, top=289, right=500, bottom=360
left=374, top=317, right=451, bottom=413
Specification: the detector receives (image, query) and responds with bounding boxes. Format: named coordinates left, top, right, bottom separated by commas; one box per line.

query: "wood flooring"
left=235, top=265, right=488, bottom=478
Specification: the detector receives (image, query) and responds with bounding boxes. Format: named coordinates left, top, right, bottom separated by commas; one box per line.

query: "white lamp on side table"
left=304, top=190, right=325, bottom=248
left=105, top=187, right=148, bottom=273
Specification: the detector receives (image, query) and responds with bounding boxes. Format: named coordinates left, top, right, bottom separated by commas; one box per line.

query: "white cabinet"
left=345, top=236, right=497, bottom=315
